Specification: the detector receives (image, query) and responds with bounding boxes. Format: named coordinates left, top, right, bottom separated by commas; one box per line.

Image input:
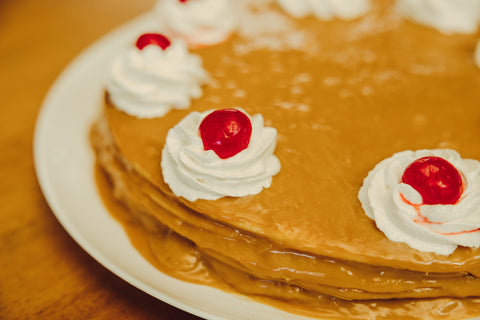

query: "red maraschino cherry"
left=178, top=0, right=189, bottom=2
left=402, top=156, right=464, bottom=205
left=199, top=109, right=252, bottom=159
left=135, top=33, right=171, bottom=50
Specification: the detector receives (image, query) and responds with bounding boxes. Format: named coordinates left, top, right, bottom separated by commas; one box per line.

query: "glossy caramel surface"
left=105, top=2, right=480, bottom=272
left=91, top=1, right=480, bottom=319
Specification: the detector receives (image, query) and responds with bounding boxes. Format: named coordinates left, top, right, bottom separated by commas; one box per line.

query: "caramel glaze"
left=91, top=1, right=480, bottom=318
left=92, top=121, right=480, bottom=319
left=102, top=1, right=480, bottom=274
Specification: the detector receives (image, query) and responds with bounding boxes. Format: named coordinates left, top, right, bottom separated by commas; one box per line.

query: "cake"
left=91, top=0, right=480, bottom=318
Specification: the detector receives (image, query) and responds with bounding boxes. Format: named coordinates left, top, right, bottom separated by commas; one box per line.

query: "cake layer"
left=92, top=117, right=480, bottom=318
left=92, top=115, right=480, bottom=301
left=102, top=8, right=480, bottom=271
left=91, top=1, right=480, bottom=318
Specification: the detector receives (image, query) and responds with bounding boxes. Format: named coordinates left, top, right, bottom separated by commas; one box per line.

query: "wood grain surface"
left=0, top=1, right=201, bottom=319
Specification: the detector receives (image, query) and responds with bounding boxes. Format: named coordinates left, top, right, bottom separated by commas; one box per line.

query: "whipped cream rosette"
left=396, top=0, right=480, bottom=34
left=276, top=0, right=370, bottom=20
left=161, top=108, right=281, bottom=201
left=106, top=33, right=209, bottom=119
left=155, top=0, right=238, bottom=47
left=359, top=149, right=480, bottom=255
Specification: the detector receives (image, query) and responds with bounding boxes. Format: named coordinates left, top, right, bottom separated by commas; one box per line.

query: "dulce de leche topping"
left=92, top=0, right=480, bottom=319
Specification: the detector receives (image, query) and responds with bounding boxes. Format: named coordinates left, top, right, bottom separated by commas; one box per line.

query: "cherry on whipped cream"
left=402, top=156, right=464, bottom=205
left=199, top=109, right=252, bottom=159
left=135, top=33, right=171, bottom=50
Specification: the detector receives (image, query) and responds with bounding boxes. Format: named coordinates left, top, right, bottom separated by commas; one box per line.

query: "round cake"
left=91, top=0, right=480, bottom=318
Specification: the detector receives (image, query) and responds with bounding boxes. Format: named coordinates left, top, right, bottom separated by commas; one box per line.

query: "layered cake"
left=91, top=0, right=480, bottom=318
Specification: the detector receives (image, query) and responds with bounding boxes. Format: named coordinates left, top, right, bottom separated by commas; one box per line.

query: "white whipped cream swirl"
left=358, top=149, right=480, bottom=255
left=277, top=0, right=370, bottom=20
left=396, top=0, right=480, bottom=34
left=106, top=40, right=209, bottom=118
left=155, top=0, right=238, bottom=47
left=161, top=109, right=281, bottom=201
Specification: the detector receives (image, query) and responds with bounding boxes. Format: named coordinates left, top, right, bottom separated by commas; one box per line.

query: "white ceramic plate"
left=33, top=12, right=313, bottom=320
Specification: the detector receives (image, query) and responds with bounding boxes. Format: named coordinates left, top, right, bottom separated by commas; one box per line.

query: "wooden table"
left=0, top=1, right=201, bottom=319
